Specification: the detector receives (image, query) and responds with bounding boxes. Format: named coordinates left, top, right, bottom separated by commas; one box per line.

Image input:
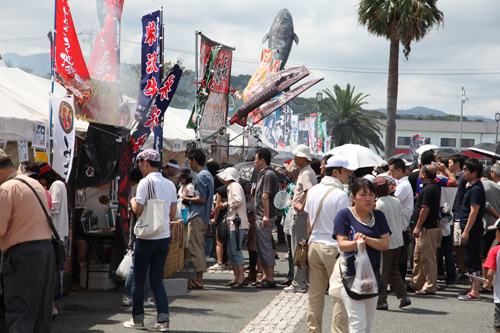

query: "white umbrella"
left=415, top=144, right=439, bottom=155
left=327, top=144, right=382, bottom=169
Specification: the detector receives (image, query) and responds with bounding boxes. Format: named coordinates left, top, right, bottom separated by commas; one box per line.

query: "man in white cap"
left=285, top=144, right=318, bottom=293
left=305, top=155, right=355, bottom=333
left=124, top=149, right=177, bottom=330
left=162, top=159, right=180, bottom=185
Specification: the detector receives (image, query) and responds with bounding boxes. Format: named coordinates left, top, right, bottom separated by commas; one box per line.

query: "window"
left=461, top=139, right=475, bottom=147
left=397, top=137, right=411, bottom=146
left=441, top=138, right=456, bottom=147
left=423, top=138, right=431, bottom=145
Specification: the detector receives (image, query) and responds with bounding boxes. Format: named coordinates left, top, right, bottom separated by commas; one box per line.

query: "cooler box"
left=80, top=263, right=116, bottom=290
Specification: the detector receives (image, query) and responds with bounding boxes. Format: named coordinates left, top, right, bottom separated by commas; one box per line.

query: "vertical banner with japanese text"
left=321, top=121, right=328, bottom=153
left=88, top=0, right=124, bottom=80
left=291, top=114, right=299, bottom=151
left=135, top=9, right=162, bottom=120
left=51, top=96, right=75, bottom=181
left=53, top=0, right=91, bottom=101
left=197, top=34, right=233, bottom=141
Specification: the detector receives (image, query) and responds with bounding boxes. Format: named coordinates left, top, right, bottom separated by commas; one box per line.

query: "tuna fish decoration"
left=262, top=8, right=299, bottom=69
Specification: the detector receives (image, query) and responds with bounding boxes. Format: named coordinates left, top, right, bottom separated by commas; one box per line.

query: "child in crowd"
left=484, top=218, right=500, bottom=333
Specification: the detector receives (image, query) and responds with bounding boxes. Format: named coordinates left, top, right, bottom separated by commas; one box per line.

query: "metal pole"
left=194, top=31, right=199, bottom=145
left=459, top=100, right=463, bottom=153
left=496, top=120, right=499, bottom=145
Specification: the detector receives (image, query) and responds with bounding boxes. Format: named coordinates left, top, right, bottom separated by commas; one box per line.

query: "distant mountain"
left=376, top=106, right=447, bottom=117
left=3, top=53, right=52, bottom=76
left=376, top=106, right=494, bottom=122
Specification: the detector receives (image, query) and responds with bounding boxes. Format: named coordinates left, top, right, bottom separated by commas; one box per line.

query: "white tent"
left=0, top=67, right=243, bottom=152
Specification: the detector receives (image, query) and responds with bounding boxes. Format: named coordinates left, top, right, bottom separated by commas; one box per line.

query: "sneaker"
left=124, top=319, right=146, bottom=330
left=399, top=296, right=411, bottom=308
left=148, top=321, right=169, bottom=331
left=144, top=298, right=155, bottom=308
left=458, top=292, right=481, bottom=301
left=284, top=284, right=307, bottom=293
left=206, top=256, right=217, bottom=262
left=122, top=296, right=132, bottom=306
left=209, top=263, right=224, bottom=270
left=280, top=253, right=289, bottom=261
left=279, top=278, right=293, bottom=286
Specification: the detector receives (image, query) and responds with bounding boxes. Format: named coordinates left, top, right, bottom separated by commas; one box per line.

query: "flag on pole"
left=131, top=64, right=183, bottom=160
left=135, top=9, right=162, bottom=120
left=291, top=114, right=299, bottom=150
left=88, top=0, right=124, bottom=80
left=51, top=96, right=76, bottom=181
left=321, top=121, right=328, bottom=152
left=53, top=0, right=91, bottom=101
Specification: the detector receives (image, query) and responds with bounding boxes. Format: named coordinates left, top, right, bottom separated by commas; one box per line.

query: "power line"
left=4, top=36, right=500, bottom=76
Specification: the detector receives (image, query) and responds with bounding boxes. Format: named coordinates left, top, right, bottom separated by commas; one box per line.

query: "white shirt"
left=376, top=196, right=404, bottom=249
left=305, top=176, right=348, bottom=247
left=395, top=176, right=413, bottom=229
left=50, top=180, right=68, bottom=238
left=135, top=172, right=177, bottom=239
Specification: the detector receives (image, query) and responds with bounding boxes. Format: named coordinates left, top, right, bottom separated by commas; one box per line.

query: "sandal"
left=224, top=281, right=237, bottom=287
left=415, top=289, right=435, bottom=295
left=188, top=280, right=204, bottom=289
left=255, top=279, right=276, bottom=288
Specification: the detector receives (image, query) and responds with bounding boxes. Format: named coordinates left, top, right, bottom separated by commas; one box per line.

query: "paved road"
left=47, top=245, right=497, bottom=332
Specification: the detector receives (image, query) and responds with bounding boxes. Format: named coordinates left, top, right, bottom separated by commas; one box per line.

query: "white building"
left=377, top=119, right=498, bottom=154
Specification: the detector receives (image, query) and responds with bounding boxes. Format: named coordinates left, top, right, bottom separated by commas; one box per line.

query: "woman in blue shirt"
left=334, top=179, right=391, bottom=333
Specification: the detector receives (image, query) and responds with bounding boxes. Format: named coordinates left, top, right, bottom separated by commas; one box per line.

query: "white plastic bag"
left=283, top=213, right=293, bottom=234
left=116, top=250, right=133, bottom=279
left=351, top=241, right=378, bottom=295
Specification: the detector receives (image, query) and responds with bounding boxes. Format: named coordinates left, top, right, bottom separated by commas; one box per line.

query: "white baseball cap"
left=325, top=156, right=357, bottom=171
left=292, top=144, right=312, bottom=161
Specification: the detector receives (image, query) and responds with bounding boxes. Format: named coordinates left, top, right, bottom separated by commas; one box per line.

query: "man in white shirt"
left=388, top=158, right=414, bottom=280
left=124, top=150, right=177, bottom=331
left=305, top=156, right=355, bottom=333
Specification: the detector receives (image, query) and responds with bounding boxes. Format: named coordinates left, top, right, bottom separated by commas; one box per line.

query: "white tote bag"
left=116, top=250, right=133, bottom=279
left=134, top=179, right=166, bottom=239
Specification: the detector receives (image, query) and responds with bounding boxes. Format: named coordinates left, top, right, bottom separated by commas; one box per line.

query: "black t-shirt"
left=408, top=170, right=419, bottom=196
left=459, top=180, right=486, bottom=231
left=452, top=172, right=466, bottom=220
left=412, top=180, right=440, bottom=229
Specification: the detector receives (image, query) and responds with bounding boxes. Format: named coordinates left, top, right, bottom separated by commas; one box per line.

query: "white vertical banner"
left=51, top=96, right=76, bottom=181
left=291, top=114, right=299, bottom=150
left=325, top=136, right=331, bottom=153
left=17, top=141, right=29, bottom=163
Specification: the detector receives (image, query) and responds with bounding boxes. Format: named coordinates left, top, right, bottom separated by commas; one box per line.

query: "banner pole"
left=194, top=31, right=199, bottom=146
left=49, top=0, right=58, bottom=165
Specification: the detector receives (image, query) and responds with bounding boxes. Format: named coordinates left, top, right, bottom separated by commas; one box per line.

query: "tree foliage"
left=321, top=84, right=385, bottom=153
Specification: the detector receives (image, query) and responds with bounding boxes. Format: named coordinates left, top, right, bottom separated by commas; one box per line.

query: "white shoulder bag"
left=134, top=179, right=166, bottom=238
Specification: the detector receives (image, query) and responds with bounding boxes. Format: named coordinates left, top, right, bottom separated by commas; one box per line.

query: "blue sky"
left=1, top=0, right=499, bottom=118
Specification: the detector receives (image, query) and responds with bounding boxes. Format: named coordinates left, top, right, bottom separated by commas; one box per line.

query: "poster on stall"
left=17, top=141, right=28, bottom=163
left=0, top=141, right=6, bottom=151
left=32, top=122, right=47, bottom=149
left=51, top=96, right=76, bottom=181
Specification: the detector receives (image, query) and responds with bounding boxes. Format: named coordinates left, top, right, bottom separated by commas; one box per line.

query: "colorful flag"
left=321, top=121, right=328, bottom=152
left=74, top=79, right=119, bottom=124
left=229, top=66, right=309, bottom=125
left=51, top=96, right=75, bottom=181
left=135, top=9, right=162, bottom=120
left=132, top=64, right=183, bottom=160
left=325, top=136, right=331, bottom=153
left=242, top=49, right=274, bottom=103
left=188, top=34, right=234, bottom=138
left=88, top=0, right=124, bottom=80
left=53, top=0, right=91, bottom=101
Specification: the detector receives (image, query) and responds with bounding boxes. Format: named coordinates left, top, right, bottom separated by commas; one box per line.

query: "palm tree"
left=358, top=0, right=444, bottom=158
left=321, top=84, right=385, bottom=153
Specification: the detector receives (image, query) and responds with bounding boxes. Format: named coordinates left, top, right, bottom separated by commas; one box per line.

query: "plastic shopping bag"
left=116, top=250, right=133, bottom=279
left=351, top=241, right=378, bottom=295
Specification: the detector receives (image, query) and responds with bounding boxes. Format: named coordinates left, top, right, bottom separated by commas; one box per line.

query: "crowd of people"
left=3, top=143, right=500, bottom=332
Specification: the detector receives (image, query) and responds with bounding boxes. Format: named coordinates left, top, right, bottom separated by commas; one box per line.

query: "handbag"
left=116, top=249, right=133, bottom=279
left=12, top=177, right=67, bottom=265
left=134, top=179, right=166, bottom=239
left=328, top=254, right=345, bottom=298
left=293, top=186, right=337, bottom=268
left=340, top=242, right=384, bottom=300
left=217, top=216, right=229, bottom=244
